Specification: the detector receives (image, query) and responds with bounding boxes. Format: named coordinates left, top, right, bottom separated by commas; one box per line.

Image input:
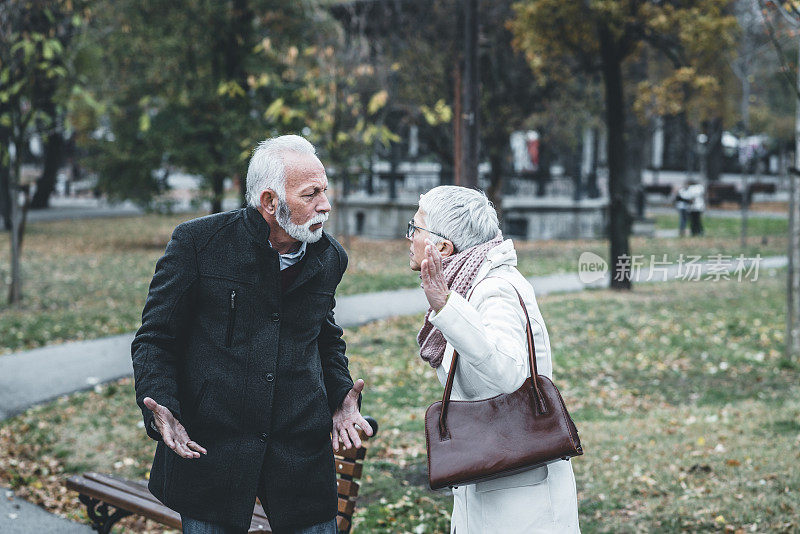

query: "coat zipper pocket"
left=225, top=290, right=236, bottom=347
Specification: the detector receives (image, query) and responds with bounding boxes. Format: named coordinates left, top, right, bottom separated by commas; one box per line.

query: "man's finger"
left=338, top=425, right=353, bottom=450
left=345, top=424, right=362, bottom=450
left=331, top=427, right=340, bottom=452
left=163, top=433, right=177, bottom=451
left=178, top=442, right=199, bottom=459
left=357, top=415, right=374, bottom=437
left=173, top=441, right=189, bottom=457
left=187, top=441, right=207, bottom=455
left=143, top=397, right=160, bottom=412
left=351, top=378, right=365, bottom=395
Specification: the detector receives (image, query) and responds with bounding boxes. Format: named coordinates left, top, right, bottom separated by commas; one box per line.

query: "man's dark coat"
left=131, top=206, right=354, bottom=530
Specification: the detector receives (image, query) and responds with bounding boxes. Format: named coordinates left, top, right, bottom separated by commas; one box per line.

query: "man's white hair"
left=418, top=186, right=500, bottom=252
left=245, top=135, right=317, bottom=208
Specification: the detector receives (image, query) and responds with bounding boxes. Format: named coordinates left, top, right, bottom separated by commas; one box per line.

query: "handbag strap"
left=438, top=277, right=547, bottom=437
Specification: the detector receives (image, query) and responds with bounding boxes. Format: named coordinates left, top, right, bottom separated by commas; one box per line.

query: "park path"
left=0, top=254, right=788, bottom=531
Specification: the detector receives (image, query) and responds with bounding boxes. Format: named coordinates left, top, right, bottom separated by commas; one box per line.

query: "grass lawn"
left=0, top=270, right=796, bottom=532
left=653, top=213, right=788, bottom=238
left=0, top=211, right=788, bottom=354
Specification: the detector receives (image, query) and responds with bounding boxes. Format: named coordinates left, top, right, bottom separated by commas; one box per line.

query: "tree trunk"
left=586, top=127, right=600, bottom=198
left=31, top=129, right=65, bottom=209
left=0, top=157, right=11, bottom=231
left=9, top=144, right=23, bottom=305
left=705, top=117, right=723, bottom=182
left=599, top=25, right=631, bottom=290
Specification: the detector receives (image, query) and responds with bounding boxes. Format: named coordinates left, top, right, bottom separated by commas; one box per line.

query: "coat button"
left=271, top=312, right=280, bottom=322
left=266, top=373, right=274, bottom=382
left=260, top=433, right=268, bottom=442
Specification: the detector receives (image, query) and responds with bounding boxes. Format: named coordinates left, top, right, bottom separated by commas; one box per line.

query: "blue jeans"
left=180, top=515, right=246, bottom=534
left=181, top=515, right=337, bottom=534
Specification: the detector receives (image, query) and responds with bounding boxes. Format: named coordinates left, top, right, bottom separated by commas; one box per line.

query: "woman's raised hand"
left=421, top=239, right=450, bottom=312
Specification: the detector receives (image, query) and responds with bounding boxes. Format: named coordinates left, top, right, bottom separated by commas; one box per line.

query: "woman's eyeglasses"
left=406, top=220, right=449, bottom=241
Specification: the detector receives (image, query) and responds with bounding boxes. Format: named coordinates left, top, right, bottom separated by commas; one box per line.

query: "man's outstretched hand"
left=331, top=379, right=373, bottom=452
left=143, top=397, right=207, bottom=459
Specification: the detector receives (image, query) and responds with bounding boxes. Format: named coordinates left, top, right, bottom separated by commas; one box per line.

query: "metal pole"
left=787, top=36, right=800, bottom=360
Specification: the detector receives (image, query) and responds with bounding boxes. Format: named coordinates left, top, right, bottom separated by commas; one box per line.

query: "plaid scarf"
left=417, top=234, right=504, bottom=368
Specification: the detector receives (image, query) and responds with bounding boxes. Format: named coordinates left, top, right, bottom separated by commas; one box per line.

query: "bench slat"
left=67, top=473, right=272, bottom=532
left=334, top=458, right=362, bottom=479
left=335, top=446, right=366, bottom=461
left=336, top=478, right=359, bottom=498
left=338, top=497, right=356, bottom=516
left=67, top=474, right=182, bottom=528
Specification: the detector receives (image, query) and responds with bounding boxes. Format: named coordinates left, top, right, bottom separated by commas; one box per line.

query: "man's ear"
left=438, top=240, right=456, bottom=258
left=260, top=189, right=278, bottom=215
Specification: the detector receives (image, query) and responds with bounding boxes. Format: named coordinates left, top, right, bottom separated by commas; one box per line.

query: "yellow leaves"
left=264, top=97, right=284, bottom=121
left=263, top=97, right=302, bottom=125
left=367, top=90, right=388, bottom=115
left=362, top=124, right=400, bottom=147
left=419, top=99, right=452, bottom=126
left=138, top=113, right=150, bottom=133
left=216, top=81, right=245, bottom=98
left=635, top=67, right=723, bottom=123
left=247, top=73, right=271, bottom=89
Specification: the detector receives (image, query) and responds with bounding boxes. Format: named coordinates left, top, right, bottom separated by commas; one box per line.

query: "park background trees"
left=3, top=0, right=799, bottom=303
left=509, top=0, right=738, bottom=289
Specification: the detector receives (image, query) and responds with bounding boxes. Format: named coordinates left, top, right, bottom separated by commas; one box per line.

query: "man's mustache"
left=305, top=213, right=329, bottom=227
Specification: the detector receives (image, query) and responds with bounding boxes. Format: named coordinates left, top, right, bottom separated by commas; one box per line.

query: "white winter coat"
left=428, top=239, right=581, bottom=534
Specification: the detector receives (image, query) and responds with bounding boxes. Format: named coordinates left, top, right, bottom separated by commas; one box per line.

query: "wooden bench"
left=66, top=417, right=378, bottom=534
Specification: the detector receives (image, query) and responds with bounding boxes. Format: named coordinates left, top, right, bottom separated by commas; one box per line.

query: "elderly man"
left=131, top=135, right=371, bottom=534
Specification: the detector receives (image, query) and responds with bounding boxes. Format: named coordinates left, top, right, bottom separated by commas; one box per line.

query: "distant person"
left=132, top=135, right=372, bottom=534
left=674, top=182, right=691, bottom=237
left=408, top=186, right=580, bottom=533
left=686, top=181, right=706, bottom=236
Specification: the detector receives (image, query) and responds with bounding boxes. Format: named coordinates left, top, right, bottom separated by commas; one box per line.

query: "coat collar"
left=243, top=206, right=333, bottom=293
left=243, top=206, right=272, bottom=246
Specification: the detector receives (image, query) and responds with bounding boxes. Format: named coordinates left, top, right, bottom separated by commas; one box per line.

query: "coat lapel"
left=283, top=236, right=331, bottom=295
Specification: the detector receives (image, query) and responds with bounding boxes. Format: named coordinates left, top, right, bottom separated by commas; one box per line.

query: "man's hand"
left=331, top=379, right=373, bottom=452
left=421, top=239, right=449, bottom=312
left=143, top=397, right=207, bottom=459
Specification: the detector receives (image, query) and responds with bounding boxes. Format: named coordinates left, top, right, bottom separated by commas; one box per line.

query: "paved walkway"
left=0, top=254, right=789, bottom=531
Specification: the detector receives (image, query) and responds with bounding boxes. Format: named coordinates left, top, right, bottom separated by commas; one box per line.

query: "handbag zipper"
left=225, top=290, right=236, bottom=347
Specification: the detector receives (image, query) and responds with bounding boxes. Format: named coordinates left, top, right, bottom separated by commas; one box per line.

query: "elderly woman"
left=408, top=186, right=580, bottom=533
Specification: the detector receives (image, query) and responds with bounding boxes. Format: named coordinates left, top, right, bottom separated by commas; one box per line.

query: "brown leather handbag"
left=424, top=281, right=583, bottom=490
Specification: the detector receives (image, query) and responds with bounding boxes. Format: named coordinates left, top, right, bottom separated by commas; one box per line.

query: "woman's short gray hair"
left=245, top=135, right=317, bottom=208
left=418, top=186, right=500, bottom=251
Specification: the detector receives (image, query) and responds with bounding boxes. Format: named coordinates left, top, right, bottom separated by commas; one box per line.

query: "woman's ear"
left=438, top=240, right=456, bottom=258
left=260, top=189, right=278, bottom=215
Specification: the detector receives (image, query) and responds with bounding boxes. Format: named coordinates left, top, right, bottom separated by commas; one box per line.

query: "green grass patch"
left=0, top=211, right=788, bottom=354
left=654, top=213, right=788, bottom=238
left=1, top=273, right=796, bottom=532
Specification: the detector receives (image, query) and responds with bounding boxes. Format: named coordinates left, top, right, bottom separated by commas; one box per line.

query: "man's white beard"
left=276, top=198, right=328, bottom=243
